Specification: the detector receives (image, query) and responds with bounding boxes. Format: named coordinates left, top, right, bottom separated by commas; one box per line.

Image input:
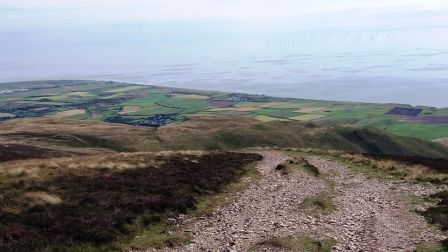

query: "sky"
left=1, top=0, right=447, bottom=30
left=1, top=0, right=448, bottom=106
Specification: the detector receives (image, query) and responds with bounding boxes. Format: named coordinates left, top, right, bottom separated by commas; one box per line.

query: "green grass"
left=123, top=93, right=167, bottom=107
left=325, top=104, right=392, bottom=117
left=104, top=86, right=147, bottom=93
left=419, top=191, right=448, bottom=251
left=416, top=241, right=447, bottom=252
left=157, top=98, right=209, bottom=116
left=254, top=115, right=289, bottom=122
left=432, top=108, right=448, bottom=116
left=126, top=224, right=191, bottom=250
left=127, top=107, right=182, bottom=116
left=254, top=108, right=301, bottom=119
left=252, top=235, right=336, bottom=252
left=300, top=193, right=336, bottom=215
left=421, top=191, right=448, bottom=231
left=120, top=92, right=210, bottom=118
left=290, top=114, right=325, bottom=121
left=384, top=122, right=448, bottom=140
left=335, top=127, right=448, bottom=158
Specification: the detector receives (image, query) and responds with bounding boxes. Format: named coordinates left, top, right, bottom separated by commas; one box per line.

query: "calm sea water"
left=1, top=25, right=447, bottom=107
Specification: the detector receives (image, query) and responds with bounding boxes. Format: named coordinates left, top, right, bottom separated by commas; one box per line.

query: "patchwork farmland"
left=1, top=80, right=447, bottom=141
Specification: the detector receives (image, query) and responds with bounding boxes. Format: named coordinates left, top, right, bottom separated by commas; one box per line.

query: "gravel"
left=151, top=152, right=446, bottom=252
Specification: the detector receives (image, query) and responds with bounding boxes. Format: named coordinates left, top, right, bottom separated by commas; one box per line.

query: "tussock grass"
left=0, top=152, right=169, bottom=183
left=275, top=157, right=320, bottom=176
left=302, top=159, right=321, bottom=176
left=273, top=147, right=448, bottom=184
left=127, top=224, right=191, bottom=250
left=421, top=191, right=448, bottom=232
left=252, top=235, right=336, bottom=252
left=24, top=192, right=62, bottom=205
left=416, top=241, right=447, bottom=252
left=338, top=153, right=448, bottom=183
left=300, top=193, right=336, bottom=216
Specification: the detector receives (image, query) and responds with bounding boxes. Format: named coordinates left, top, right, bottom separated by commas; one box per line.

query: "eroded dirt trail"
left=306, top=156, right=445, bottom=251
left=161, top=152, right=445, bottom=252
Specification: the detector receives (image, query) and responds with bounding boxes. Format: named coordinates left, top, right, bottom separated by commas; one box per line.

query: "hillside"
left=1, top=115, right=448, bottom=163
left=1, top=80, right=448, bottom=251
left=1, top=148, right=448, bottom=251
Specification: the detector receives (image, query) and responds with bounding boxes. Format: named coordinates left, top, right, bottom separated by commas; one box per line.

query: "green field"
left=1, top=80, right=447, bottom=140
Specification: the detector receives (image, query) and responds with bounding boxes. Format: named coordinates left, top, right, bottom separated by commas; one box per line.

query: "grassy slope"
left=159, top=115, right=448, bottom=158
left=1, top=115, right=447, bottom=161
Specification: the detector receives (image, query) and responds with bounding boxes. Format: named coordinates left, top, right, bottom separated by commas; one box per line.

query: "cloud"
left=0, top=0, right=446, bottom=37
left=2, top=0, right=447, bottom=24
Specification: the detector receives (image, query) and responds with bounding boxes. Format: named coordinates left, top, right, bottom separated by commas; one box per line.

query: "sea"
left=1, top=25, right=447, bottom=107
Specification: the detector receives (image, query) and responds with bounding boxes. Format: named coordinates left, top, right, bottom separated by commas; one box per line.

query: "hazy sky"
left=1, top=0, right=447, bottom=30
left=1, top=1, right=448, bottom=106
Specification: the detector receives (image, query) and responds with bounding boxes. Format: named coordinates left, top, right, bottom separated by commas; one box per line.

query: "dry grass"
left=207, top=107, right=258, bottom=112
left=0, top=112, right=15, bottom=117
left=290, top=114, right=324, bottom=121
left=1, top=115, right=447, bottom=164
left=25, top=191, right=62, bottom=205
left=235, top=102, right=290, bottom=109
left=158, top=115, right=258, bottom=139
left=171, top=94, right=209, bottom=100
left=0, top=117, right=160, bottom=154
left=104, top=85, right=145, bottom=93
left=435, top=138, right=448, bottom=147
left=339, top=153, right=448, bottom=183
left=0, top=152, right=172, bottom=183
left=101, top=93, right=125, bottom=99
left=294, top=107, right=325, bottom=113
left=50, top=109, right=86, bottom=118
left=68, top=91, right=92, bottom=97
left=119, top=105, right=143, bottom=114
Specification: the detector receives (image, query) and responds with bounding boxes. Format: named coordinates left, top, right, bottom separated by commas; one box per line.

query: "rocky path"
left=306, top=156, right=445, bottom=251
left=159, top=151, right=445, bottom=252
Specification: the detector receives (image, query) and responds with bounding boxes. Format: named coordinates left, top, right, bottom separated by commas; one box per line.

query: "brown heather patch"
left=0, top=151, right=262, bottom=251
